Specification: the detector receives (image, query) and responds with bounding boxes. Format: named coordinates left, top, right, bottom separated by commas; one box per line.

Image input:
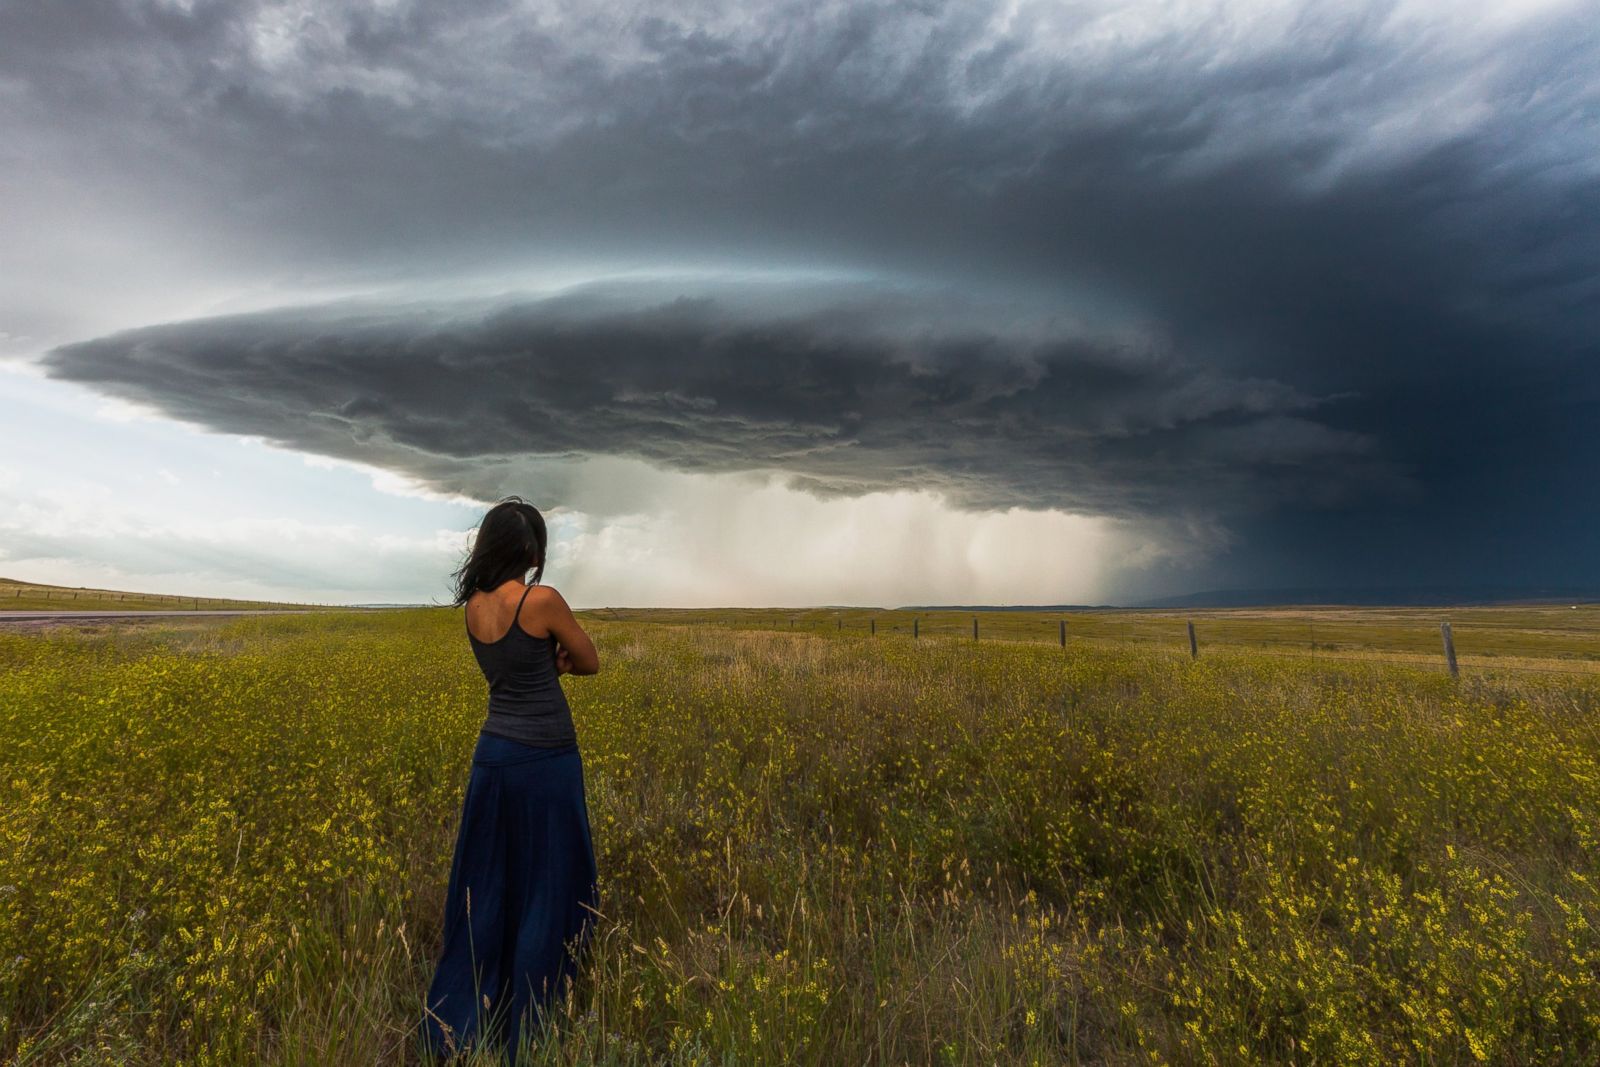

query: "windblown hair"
left=449, top=496, right=548, bottom=607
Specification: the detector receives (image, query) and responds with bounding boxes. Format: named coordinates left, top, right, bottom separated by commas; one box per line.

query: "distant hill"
left=0, top=576, right=330, bottom=612
left=898, top=586, right=1600, bottom=611
left=1134, top=586, right=1600, bottom=609
left=897, top=603, right=1119, bottom=611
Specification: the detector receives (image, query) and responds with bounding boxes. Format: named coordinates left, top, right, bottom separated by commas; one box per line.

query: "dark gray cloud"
left=8, top=0, right=1600, bottom=593
left=40, top=280, right=1396, bottom=519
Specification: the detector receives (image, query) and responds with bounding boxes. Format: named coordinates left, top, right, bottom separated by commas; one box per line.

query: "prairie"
left=3, top=607, right=1600, bottom=1064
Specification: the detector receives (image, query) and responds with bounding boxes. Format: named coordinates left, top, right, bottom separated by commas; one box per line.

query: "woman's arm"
left=530, top=585, right=599, bottom=676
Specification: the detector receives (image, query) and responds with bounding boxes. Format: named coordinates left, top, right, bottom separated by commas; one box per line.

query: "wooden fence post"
left=1059, top=619, right=1066, bottom=648
left=912, top=617, right=918, bottom=639
left=1187, top=620, right=1198, bottom=659
left=973, top=616, right=979, bottom=641
left=1441, top=621, right=1459, bottom=678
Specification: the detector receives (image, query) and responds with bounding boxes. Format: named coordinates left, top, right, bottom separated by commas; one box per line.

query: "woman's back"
left=465, top=582, right=577, bottom=748
left=425, top=498, right=598, bottom=1062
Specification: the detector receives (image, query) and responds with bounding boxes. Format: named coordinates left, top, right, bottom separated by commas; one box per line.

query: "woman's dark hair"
left=450, top=496, right=548, bottom=606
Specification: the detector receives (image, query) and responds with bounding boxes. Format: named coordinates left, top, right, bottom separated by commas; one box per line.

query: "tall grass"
left=3, top=610, right=1600, bottom=1064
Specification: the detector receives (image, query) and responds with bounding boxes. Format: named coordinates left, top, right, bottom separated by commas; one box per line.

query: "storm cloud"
left=7, top=0, right=1600, bottom=597
left=41, top=280, right=1394, bottom=518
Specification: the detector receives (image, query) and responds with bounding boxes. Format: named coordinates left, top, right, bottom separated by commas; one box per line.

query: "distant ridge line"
left=1136, top=586, right=1600, bottom=609
left=898, top=604, right=1118, bottom=611
left=900, top=586, right=1600, bottom=610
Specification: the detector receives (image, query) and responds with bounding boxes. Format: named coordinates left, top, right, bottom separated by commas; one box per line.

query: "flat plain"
left=4, top=604, right=1600, bottom=1064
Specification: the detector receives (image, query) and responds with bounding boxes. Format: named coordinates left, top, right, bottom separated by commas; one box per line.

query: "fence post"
left=789, top=618, right=794, bottom=630
left=837, top=617, right=841, bottom=631
left=1059, top=619, right=1066, bottom=648
left=1187, top=620, right=1199, bottom=659
left=973, top=616, right=979, bottom=641
left=912, top=617, right=918, bottom=639
left=870, top=617, right=876, bottom=637
left=1441, top=621, right=1459, bottom=678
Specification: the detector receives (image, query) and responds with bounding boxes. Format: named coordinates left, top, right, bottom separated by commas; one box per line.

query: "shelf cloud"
left=41, top=280, right=1396, bottom=523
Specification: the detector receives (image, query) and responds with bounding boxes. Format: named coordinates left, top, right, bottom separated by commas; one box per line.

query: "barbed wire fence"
left=599, top=608, right=1600, bottom=681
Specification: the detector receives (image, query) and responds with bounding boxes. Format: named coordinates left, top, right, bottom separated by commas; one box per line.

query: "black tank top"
left=466, top=583, right=578, bottom=748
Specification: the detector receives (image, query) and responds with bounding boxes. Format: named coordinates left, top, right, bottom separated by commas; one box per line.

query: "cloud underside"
left=40, top=282, right=1398, bottom=522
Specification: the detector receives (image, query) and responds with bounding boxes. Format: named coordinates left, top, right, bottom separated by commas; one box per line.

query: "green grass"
left=4, top=609, right=1600, bottom=1064
left=604, top=603, right=1600, bottom=670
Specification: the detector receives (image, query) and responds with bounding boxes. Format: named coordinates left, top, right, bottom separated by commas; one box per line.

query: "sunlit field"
left=5, top=608, right=1600, bottom=1064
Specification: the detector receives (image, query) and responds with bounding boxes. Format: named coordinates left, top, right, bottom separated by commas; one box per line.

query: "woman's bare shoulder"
left=525, top=584, right=581, bottom=619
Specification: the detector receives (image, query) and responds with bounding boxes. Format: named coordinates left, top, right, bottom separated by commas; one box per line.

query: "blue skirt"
left=421, top=731, right=599, bottom=1062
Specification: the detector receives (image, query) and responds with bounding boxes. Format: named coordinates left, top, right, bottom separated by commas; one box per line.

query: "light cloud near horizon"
left=3, top=365, right=1199, bottom=607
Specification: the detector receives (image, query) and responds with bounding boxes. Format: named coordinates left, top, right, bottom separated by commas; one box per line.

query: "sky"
left=1, top=0, right=1596, bottom=607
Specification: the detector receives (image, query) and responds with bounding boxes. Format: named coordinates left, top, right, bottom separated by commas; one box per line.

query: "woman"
left=422, top=497, right=601, bottom=1063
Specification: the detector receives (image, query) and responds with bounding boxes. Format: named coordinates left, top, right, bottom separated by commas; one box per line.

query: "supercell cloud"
left=6, top=0, right=1599, bottom=599
left=41, top=280, right=1389, bottom=518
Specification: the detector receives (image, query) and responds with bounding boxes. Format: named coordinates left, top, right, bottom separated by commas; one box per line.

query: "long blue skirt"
left=421, top=731, right=599, bottom=1062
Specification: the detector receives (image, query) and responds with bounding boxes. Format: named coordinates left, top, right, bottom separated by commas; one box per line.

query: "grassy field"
left=4, top=608, right=1600, bottom=1064
left=605, top=603, right=1600, bottom=672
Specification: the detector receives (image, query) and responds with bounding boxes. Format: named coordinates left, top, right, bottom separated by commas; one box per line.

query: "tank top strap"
left=511, top=582, right=535, bottom=632
left=465, top=583, right=537, bottom=642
